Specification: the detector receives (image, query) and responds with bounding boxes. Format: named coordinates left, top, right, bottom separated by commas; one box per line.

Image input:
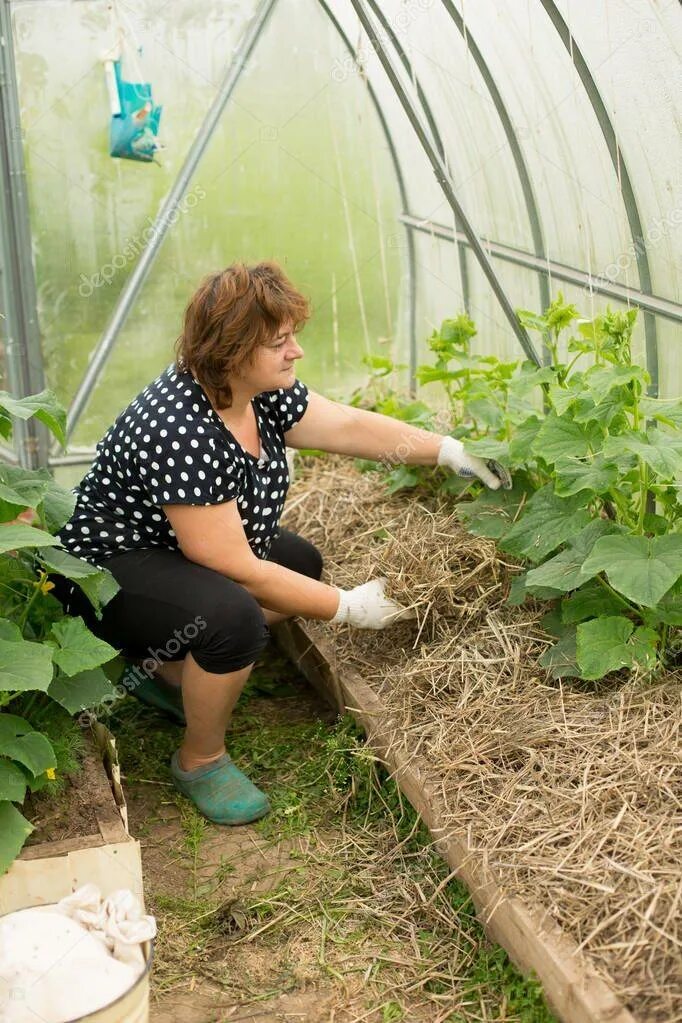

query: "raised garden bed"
left=0, top=721, right=143, bottom=914
left=276, top=456, right=681, bottom=1023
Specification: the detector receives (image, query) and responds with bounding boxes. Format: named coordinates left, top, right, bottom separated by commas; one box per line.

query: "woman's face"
left=239, top=322, right=305, bottom=393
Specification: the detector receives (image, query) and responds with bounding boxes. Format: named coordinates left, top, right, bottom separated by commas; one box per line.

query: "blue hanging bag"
left=107, top=58, right=162, bottom=162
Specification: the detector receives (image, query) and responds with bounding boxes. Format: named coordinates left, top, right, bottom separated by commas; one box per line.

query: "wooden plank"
left=274, top=619, right=637, bottom=1023
left=0, top=722, right=142, bottom=914
left=0, top=841, right=143, bottom=914
left=17, top=833, right=105, bottom=860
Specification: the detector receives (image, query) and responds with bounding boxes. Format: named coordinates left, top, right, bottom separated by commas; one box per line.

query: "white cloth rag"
left=0, top=884, right=156, bottom=1023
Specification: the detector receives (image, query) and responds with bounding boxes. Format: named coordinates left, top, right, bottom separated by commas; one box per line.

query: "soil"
left=22, top=731, right=112, bottom=848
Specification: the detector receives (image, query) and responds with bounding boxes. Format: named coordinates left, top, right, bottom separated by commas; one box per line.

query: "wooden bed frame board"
left=0, top=722, right=143, bottom=914
left=274, top=619, right=637, bottom=1023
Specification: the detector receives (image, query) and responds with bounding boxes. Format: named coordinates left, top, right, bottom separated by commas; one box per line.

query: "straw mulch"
left=282, top=455, right=682, bottom=1023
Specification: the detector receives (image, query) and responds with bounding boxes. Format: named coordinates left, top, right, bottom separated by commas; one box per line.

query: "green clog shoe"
left=119, top=664, right=186, bottom=726
left=170, top=750, right=270, bottom=825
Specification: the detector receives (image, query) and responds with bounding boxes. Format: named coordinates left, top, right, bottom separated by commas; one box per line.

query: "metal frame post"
left=0, top=0, right=48, bottom=468
left=539, top=0, right=660, bottom=395
left=65, top=0, right=280, bottom=444
left=346, top=0, right=541, bottom=366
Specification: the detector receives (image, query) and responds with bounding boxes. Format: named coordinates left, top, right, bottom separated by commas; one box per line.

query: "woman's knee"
left=299, top=542, right=323, bottom=580
left=191, top=589, right=269, bottom=674
left=268, top=529, right=324, bottom=580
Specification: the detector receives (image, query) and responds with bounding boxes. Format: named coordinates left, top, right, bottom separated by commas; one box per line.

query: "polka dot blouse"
left=57, top=363, right=309, bottom=567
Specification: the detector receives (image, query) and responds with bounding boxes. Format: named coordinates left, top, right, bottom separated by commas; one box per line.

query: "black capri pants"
left=52, top=528, right=323, bottom=675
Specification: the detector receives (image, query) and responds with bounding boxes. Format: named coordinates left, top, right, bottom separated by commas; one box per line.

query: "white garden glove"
left=331, top=578, right=416, bottom=630
left=437, top=436, right=512, bottom=490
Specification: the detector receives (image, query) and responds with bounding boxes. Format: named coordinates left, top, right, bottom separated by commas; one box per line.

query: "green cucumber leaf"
left=0, top=465, right=52, bottom=512
left=509, top=416, right=542, bottom=464
left=580, top=534, right=682, bottom=608
left=40, top=479, right=77, bottom=533
left=499, top=487, right=591, bottom=564
left=531, top=414, right=601, bottom=464
left=576, top=616, right=634, bottom=679
left=48, top=667, right=117, bottom=714
left=640, top=585, right=682, bottom=627
left=40, top=549, right=120, bottom=615
left=0, top=633, right=54, bottom=693
left=605, top=430, right=682, bottom=479
left=416, top=366, right=468, bottom=385
left=553, top=454, right=620, bottom=497
left=630, top=626, right=659, bottom=672
left=560, top=581, right=626, bottom=624
left=386, top=465, right=420, bottom=494
left=585, top=364, right=647, bottom=405
left=506, top=572, right=561, bottom=605
left=0, top=523, right=61, bottom=554
left=456, top=475, right=533, bottom=539
left=525, top=520, right=622, bottom=594
left=0, top=389, right=66, bottom=447
left=467, top=397, right=503, bottom=430
left=507, top=574, right=528, bottom=605
left=0, top=802, right=34, bottom=874
left=1, top=730, right=56, bottom=777
left=461, top=437, right=510, bottom=463
left=0, top=619, right=23, bottom=643
left=548, top=380, right=584, bottom=415
left=572, top=393, right=625, bottom=427
left=539, top=630, right=579, bottom=679
left=0, top=759, right=28, bottom=803
left=508, top=364, right=556, bottom=398
left=638, top=396, right=682, bottom=428
left=0, top=713, right=32, bottom=742
left=49, top=616, right=119, bottom=676
left=517, top=309, right=548, bottom=333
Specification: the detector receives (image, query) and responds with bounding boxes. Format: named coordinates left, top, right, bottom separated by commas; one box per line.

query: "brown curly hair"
left=174, top=261, right=310, bottom=409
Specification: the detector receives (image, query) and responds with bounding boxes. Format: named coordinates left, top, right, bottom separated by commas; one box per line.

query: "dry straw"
left=283, top=456, right=682, bottom=1023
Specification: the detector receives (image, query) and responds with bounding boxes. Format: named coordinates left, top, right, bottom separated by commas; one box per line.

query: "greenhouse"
left=0, top=1, right=679, bottom=1021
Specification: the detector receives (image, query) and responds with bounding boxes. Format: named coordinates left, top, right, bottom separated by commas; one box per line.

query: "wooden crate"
left=0, top=721, right=143, bottom=914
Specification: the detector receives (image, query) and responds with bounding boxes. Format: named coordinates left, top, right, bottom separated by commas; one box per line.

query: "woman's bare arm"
left=284, top=390, right=443, bottom=465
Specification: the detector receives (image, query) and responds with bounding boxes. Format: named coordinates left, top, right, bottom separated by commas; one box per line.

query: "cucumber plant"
left=356, top=298, right=682, bottom=681
left=0, top=391, right=121, bottom=872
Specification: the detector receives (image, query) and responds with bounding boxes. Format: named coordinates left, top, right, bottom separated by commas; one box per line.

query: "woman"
left=55, top=261, right=507, bottom=826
